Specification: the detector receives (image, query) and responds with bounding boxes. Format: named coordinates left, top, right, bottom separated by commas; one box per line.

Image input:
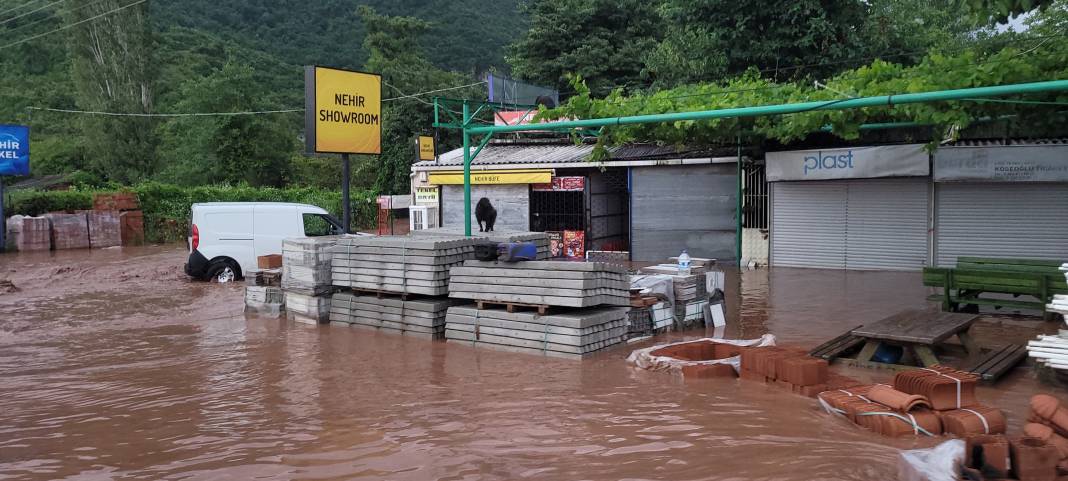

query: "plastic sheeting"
left=626, top=334, right=777, bottom=374
left=898, top=439, right=965, bottom=481
left=631, top=274, right=675, bottom=305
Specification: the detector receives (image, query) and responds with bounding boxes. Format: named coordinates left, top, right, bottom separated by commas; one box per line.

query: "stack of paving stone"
left=281, top=236, right=337, bottom=324
left=410, top=227, right=550, bottom=260
left=330, top=292, right=461, bottom=339
left=445, top=305, right=630, bottom=358
left=448, top=260, right=630, bottom=308
left=330, top=236, right=479, bottom=296
left=245, top=286, right=284, bottom=317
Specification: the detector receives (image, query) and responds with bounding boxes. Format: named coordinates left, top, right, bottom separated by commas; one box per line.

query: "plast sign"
left=0, top=125, right=29, bottom=176
left=766, top=144, right=928, bottom=181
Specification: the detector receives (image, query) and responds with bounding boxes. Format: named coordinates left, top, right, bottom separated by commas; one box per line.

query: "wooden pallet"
left=960, top=343, right=1028, bottom=382
left=808, top=325, right=866, bottom=361
left=475, top=300, right=550, bottom=315
left=348, top=287, right=416, bottom=300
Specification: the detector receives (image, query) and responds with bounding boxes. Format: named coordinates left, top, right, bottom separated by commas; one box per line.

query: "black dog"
left=475, top=197, right=497, bottom=232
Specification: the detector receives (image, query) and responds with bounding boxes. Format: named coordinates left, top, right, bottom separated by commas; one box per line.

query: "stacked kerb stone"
left=281, top=236, right=338, bottom=324
left=409, top=227, right=550, bottom=259
left=328, top=235, right=479, bottom=336
left=445, top=260, right=631, bottom=358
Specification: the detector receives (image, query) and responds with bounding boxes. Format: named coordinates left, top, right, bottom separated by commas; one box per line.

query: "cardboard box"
left=258, top=254, right=283, bottom=269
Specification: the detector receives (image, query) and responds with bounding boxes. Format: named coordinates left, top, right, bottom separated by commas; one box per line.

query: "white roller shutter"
left=772, top=179, right=929, bottom=270
left=935, top=183, right=1068, bottom=266
left=771, top=182, right=847, bottom=268
left=845, top=179, right=930, bottom=270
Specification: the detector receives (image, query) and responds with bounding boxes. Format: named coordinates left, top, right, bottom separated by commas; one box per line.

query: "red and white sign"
left=532, top=176, right=585, bottom=192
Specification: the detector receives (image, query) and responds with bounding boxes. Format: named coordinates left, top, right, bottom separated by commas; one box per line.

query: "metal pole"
left=0, top=175, right=5, bottom=253
left=467, top=79, right=1068, bottom=135
left=736, top=134, right=742, bottom=267
left=341, top=153, right=351, bottom=234
left=462, top=102, right=472, bottom=236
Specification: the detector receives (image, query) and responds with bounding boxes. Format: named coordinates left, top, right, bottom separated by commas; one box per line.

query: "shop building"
left=410, top=141, right=743, bottom=262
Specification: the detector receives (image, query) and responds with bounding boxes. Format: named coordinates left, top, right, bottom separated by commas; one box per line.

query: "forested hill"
left=152, top=0, right=526, bottom=74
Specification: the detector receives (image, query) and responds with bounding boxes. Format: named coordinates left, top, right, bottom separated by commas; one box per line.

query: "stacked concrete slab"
left=245, top=286, right=284, bottom=317
left=330, top=236, right=479, bottom=296
left=447, top=260, right=630, bottom=307
left=445, top=305, right=630, bottom=358
left=281, top=236, right=337, bottom=324
left=410, top=227, right=550, bottom=259
left=45, top=213, right=90, bottom=250
left=330, top=292, right=461, bottom=339
left=5, top=215, right=50, bottom=251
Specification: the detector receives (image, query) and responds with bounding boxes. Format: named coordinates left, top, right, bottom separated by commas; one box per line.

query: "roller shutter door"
left=772, top=179, right=929, bottom=270
left=934, top=183, right=1068, bottom=266
left=771, top=182, right=847, bottom=269
left=845, top=179, right=930, bottom=270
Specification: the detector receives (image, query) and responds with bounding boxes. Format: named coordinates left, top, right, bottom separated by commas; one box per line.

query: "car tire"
left=206, top=259, right=240, bottom=283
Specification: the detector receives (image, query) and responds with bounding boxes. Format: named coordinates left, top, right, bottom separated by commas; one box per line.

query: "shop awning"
left=428, top=169, right=552, bottom=185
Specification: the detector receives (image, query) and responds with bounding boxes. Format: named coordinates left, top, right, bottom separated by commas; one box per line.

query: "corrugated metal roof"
left=946, top=137, right=1068, bottom=147
left=416, top=143, right=722, bottom=169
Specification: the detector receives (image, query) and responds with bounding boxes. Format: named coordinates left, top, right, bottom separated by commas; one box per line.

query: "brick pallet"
left=409, top=227, right=550, bottom=259
left=444, top=305, right=629, bottom=359
left=44, top=213, right=90, bottom=250
left=330, top=236, right=479, bottom=296
left=330, top=292, right=461, bottom=339
left=5, top=215, right=50, bottom=251
left=448, top=260, right=630, bottom=308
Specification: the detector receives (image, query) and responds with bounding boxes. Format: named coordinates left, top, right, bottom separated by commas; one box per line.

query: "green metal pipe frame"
left=455, top=79, right=1068, bottom=257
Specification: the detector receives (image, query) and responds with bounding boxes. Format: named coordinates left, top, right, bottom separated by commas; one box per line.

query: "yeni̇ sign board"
left=0, top=125, right=29, bottom=176
left=305, top=66, right=381, bottom=155
left=418, top=136, right=435, bottom=161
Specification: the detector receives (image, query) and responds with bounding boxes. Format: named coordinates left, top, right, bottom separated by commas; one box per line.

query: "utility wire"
left=1, top=0, right=108, bottom=36
left=0, top=0, right=61, bottom=26
left=0, top=0, right=42, bottom=18
left=27, top=80, right=489, bottom=117
left=0, top=0, right=146, bottom=49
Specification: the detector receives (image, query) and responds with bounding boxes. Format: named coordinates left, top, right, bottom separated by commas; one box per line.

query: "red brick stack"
left=92, top=193, right=143, bottom=245
left=44, top=213, right=90, bottom=250
left=738, top=347, right=841, bottom=397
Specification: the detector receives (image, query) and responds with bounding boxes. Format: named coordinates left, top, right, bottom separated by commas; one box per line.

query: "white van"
left=184, top=202, right=344, bottom=282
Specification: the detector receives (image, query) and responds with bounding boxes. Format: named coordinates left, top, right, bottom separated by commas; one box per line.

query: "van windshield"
left=303, top=213, right=344, bottom=236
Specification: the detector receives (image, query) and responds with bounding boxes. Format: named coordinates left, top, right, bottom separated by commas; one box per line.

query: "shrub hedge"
left=4, top=182, right=378, bottom=243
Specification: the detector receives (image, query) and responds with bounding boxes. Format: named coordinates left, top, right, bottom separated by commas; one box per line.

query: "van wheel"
left=206, top=259, right=240, bottom=283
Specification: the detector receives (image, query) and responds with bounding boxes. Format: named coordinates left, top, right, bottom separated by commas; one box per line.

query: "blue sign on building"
left=0, top=124, right=29, bottom=176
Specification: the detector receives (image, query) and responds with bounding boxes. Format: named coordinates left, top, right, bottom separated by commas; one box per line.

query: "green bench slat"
left=957, top=257, right=1066, bottom=268
left=927, top=294, right=1047, bottom=310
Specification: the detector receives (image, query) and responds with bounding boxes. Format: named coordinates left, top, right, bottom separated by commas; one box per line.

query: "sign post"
left=0, top=125, right=30, bottom=253
left=305, top=66, right=381, bottom=234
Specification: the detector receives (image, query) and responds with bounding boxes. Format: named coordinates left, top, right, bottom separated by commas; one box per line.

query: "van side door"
left=253, top=205, right=302, bottom=260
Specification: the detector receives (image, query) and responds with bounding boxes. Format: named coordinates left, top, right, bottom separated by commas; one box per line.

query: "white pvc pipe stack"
left=1029, top=330, right=1068, bottom=371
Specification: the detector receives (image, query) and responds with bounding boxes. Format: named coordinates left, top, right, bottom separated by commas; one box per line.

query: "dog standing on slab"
left=476, top=197, right=497, bottom=232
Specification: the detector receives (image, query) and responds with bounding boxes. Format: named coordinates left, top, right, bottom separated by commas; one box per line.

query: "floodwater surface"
left=0, top=245, right=1064, bottom=480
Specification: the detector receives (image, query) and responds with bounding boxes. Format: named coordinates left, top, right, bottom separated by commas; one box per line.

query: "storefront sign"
left=427, top=169, right=552, bottom=185
left=415, top=187, right=439, bottom=205
left=766, top=144, right=928, bottom=181
left=0, top=124, right=29, bottom=176
left=532, top=176, right=585, bottom=191
left=305, top=66, right=381, bottom=154
left=418, top=136, right=435, bottom=161
left=934, top=145, right=1068, bottom=182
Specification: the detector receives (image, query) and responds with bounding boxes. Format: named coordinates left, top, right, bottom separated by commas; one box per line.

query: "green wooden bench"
left=923, top=257, right=1068, bottom=320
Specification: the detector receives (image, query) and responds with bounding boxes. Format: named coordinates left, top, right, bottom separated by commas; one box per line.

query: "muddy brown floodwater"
left=1, top=244, right=1066, bottom=480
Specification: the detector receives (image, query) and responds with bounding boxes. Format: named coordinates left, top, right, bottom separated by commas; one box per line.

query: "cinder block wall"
left=441, top=184, right=529, bottom=231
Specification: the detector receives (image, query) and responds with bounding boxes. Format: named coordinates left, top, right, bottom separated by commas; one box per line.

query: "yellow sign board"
left=428, top=169, right=552, bottom=185
left=418, top=136, right=435, bottom=161
left=415, top=186, right=439, bottom=204
left=305, top=66, right=381, bottom=154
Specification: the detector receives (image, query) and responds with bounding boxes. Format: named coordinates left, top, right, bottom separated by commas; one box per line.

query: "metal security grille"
left=589, top=169, right=629, bottom=251
left=743, top=163, right=768, bottom=229
left=530, top=191, right=585, bottom=232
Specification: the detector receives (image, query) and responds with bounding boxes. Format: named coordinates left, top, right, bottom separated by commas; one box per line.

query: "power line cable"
left=1, top=0, right=109, bottom=36
left=0, top=0, right=42, bottom=18
left=0, top=0, right=61, bottom=26
left=27, top=80, right=489, bottom=117
left=0, top=0, right=146, bottom=49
